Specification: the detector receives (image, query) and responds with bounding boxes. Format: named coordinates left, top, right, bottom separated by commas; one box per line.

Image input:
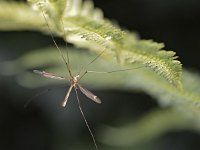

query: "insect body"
left=33, top=69, right=101, bottom=150
left=33, top=70, right=101, bottom=107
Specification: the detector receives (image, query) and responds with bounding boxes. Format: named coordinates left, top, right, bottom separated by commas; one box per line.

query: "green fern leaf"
left=1, top=48, right=200, bottom=119
left=25, top=0, right=182, bottom=88
left=0, top=0, right=182, bottom=87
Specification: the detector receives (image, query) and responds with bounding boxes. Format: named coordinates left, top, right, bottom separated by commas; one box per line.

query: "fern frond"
left=1, top=48, right=200, bottom=147
left=0, top=0, right=182, bottom=87
left=25, top=0, right=182, bottom=88
left=1, top=47, right=200, bottom=126
left=0, top=48, right=198, bottom=106
left=121, top=33, right=182, bottom=88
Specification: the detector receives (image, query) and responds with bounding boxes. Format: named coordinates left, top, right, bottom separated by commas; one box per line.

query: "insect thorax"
left=70, top=75, right=80, bottom=85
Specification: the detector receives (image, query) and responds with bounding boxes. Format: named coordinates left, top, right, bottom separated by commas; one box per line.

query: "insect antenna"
left=74, top=87, right=99, bottom=150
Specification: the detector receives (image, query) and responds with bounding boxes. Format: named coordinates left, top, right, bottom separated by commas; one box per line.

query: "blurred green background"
left=0, top=0, right=200, bottom=150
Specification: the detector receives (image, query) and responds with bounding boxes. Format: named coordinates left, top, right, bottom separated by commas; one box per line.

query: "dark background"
left=0, top=0, right=200, bottom=150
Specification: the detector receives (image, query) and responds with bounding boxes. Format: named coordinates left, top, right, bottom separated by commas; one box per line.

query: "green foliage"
left=0, top=0, right=182, bottom=88
left=1, top=47, right=200, bottom=149
left=0, top=1, right=44, bottom=30
left=1, top=0, right=200, bottom=149
left=98, top=108, right=195, bottom=147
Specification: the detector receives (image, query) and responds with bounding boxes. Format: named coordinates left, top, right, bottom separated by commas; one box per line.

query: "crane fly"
left=32, top=3, right=105, bottom=150
left=33, top=69, right=101, bottom=107
left=33, top=64, right=101, bottom=150
left=33, top=2, right=144, bottom=150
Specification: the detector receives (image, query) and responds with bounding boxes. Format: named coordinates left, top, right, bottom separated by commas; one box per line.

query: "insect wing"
left=77, top=84, right=101, bottom=104
left=33, top=70, right=65, bottom=80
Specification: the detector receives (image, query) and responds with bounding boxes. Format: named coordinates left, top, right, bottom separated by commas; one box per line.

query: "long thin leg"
left=39, top=4, right=73, bottom=78
left=24, top=88, right=52, bottom=108
left=61, top=85, right=73, bottom=107
left=25, top=85, right=66, bottom=108
left=78, top=48, right=106, bottom=75
left=86, top=49, right=106, bottom=66
left=79, top=66, right=145, bottom=81
left=61, top=19, right=70, bottom=65
left=87, top=66, right=144, bottom=74
left=74, top=88, right=99, bottom=150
